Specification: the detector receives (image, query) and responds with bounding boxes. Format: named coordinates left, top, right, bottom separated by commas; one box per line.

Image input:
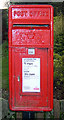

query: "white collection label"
left=22, top=58, right=40, bottom=92
left=28, top=49, right=35, bottom=55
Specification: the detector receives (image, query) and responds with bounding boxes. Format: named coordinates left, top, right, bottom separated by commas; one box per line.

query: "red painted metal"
left=8, top=5, right=54, bottom=111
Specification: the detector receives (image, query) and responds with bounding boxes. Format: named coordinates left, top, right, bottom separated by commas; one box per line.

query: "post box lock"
left=9, top=5, right=53, bottom=111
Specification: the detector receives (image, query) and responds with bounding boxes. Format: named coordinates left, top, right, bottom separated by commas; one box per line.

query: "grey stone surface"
left=2, top=98, right=8, bottom=118
left=54, top=99, right=60, bottom=118
left=0, top=98, right=2, bottom=120
left=2, top=98, right=15, bottom=119
left=10, top=0, right=63, bottom=2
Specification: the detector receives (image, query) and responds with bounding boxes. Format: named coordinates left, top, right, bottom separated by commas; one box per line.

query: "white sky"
left=0, top=0, right=10, bottom=9
left=0, top=0, right=63, bottom=9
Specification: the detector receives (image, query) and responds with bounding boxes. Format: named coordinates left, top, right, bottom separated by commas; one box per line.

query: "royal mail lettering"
left=14, top=11, right=27, bottom=17
left=13, top=10, right=49, bottom=18
left=29, top=11, right=49, bottom=17
left=12, top=8, right=50, bottom=19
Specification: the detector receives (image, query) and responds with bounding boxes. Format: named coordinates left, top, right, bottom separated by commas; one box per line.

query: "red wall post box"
left=8, top=5, right=54, bottom=111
